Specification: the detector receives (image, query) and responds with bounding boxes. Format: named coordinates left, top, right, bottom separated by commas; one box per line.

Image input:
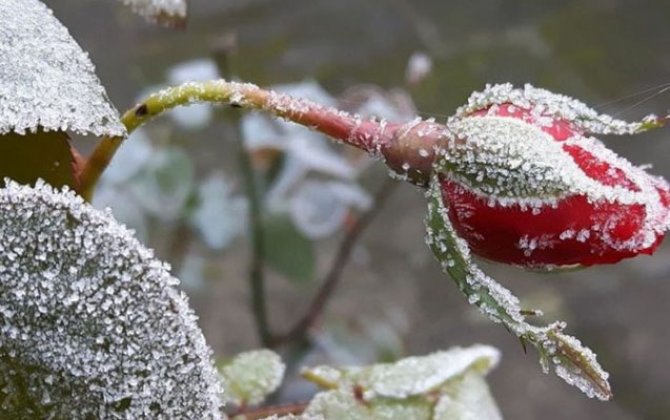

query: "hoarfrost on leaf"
left=300, top=346, right=502, bottom=420
left=220, top=349, right=286, bottom=407
left=0, top=180, right=221, bottom=418
left=0, top=0, right=125, bottom=137
left=361, top=345, right=499, bottom=399
left=303, top=389, right=432, bottom=420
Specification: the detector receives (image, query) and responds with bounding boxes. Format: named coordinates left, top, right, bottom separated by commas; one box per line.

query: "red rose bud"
left=432, top=84, right=670, bottom=269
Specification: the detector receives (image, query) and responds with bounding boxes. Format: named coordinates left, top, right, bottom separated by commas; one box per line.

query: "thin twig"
left=271, top=178, right=398, bottom=347
left=228, top=401, right=309, bottom=419
left=238, top=127, right=273, bottom=347
left=213, top=40, right=274, bottom=347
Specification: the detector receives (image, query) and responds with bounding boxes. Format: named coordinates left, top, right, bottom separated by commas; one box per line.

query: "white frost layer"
left=0, top=0, right=125, bottom=137
left=0, top=181, right=221, bottom=418
left=441, top=114, right=670, bottom=256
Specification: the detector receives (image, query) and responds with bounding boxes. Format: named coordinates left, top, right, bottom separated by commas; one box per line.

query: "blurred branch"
left=271, top=178, right=398, bottom=347
left=212, top=35, right=274, bottom=347
left=229, top=402, right=308, bottom=419
left=238, top=124, right=274, bottom=347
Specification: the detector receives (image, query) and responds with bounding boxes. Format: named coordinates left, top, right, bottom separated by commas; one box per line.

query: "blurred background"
left=46, top=0, right=670, bottom=418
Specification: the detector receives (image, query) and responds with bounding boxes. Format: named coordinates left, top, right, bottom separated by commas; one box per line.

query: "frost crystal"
left=0, top=181, right=221, bottom=418
left=116, top=0, right=188, bottom=25
left=0, top=0, right=125, bottom=137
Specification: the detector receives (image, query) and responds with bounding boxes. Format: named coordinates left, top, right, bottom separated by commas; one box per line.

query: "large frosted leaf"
left=0, top=0, right=125, bottom=137
left=116, top=0, right=188, bottom=26
left=220, top=349, right=286, bottom=407
left=0, top=181, right=221, bottom=418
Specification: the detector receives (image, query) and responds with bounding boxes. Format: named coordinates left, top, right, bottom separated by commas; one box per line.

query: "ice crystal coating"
left=438, top=84, right=670, bottom=268
left=116, top=0, right=187, bottom=25
left=220, top=349, right=286, bottom=407
left=425, top=177, right=612, bottom=400
left=0, top=0, right=125, bottom=137
left=453, top=83, right=665, bottom=135
left=0, top=181, right=221, bottom=418
left=301, top=345, right=502, bottom=420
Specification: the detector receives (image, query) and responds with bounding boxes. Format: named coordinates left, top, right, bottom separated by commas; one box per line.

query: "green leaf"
left=219, top=349, right=286, bottom=407
left=263, top=212, right=315, bottom=285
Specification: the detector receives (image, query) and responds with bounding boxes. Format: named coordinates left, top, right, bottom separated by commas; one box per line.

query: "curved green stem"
left=79, top=80, right=392, bottom=200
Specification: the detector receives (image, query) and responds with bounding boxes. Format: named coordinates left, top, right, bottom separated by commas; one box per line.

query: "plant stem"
left=229, top=401, right=309, bottom=419
left=237, top=128, right=273, bottom=347
left=79, top=80, right=393, bottom=200
left=224, top=103, right=273, bottom=347
left=211, top=42, right=274, bottom=346
left=271, top=178, right=398, bottom=347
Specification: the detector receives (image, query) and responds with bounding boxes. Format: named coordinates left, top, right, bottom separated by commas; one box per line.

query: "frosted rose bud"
left=434, top=84, right=670, bottom=269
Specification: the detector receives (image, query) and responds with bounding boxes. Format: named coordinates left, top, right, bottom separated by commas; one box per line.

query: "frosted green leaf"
left=424, top=176, right=612, bottom=400
left=433, top=373, right=502, bottom=420
left=302, top=390, right=369, bottom=420
left=0, top=181, right=221, bottom=418
left=220, top=349, right=286, bottom=407
left=300, top=346, right=501, bottom=420
left=302, top=346, right=500, bottom=399
left=0, top=0, right=125, bottom=137
left=116, top=0, right=188, bottom=25
left=303, top=389, right=432, bottom=420
left=359, top=346, right=499, bottom=399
